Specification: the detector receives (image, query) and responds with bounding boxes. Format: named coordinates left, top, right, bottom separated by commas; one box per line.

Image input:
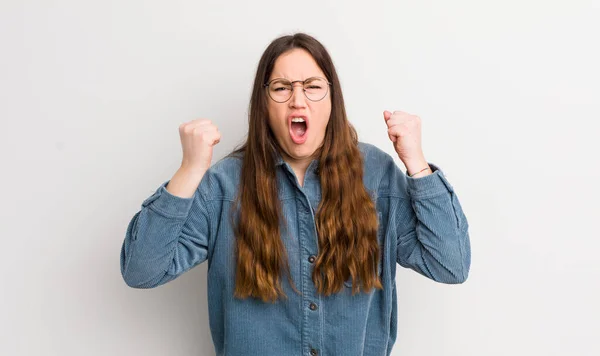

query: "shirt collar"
left=273, top=148, right=285, bottom=166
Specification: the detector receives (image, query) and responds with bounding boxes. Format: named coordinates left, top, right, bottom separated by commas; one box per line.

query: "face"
left=266, top=48, right=332, bottom=169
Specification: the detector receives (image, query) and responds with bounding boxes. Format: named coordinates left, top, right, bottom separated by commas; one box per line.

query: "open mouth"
left=289, top=117, right=308, bottom=144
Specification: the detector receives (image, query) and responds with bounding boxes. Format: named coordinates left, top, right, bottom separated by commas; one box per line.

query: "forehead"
left=269, top=48, right=326, bottom=81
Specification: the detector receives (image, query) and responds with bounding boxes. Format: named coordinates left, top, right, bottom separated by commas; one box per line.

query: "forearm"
left=396, top=164, right=471, bottom=283
left=166, top=166, right=206, bottom=198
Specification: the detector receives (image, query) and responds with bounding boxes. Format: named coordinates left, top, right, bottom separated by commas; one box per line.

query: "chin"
left=287, top=143, right=316, bottom=159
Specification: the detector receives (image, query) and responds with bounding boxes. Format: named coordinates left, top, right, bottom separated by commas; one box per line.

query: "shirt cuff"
left=141, top=181, right=195, bottom=218
left=405, top=162, right=455, bottom=199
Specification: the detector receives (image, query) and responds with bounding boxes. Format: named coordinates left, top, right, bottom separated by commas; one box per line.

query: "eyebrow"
left=270, top=76, right=322, bottom=81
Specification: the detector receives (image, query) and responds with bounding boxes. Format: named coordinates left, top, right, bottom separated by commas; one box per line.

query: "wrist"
left=403, top=157, right=429, bottom=176
left=408, top=166, right=432, bottom=178
left=179, top=164, right=208, bottom=178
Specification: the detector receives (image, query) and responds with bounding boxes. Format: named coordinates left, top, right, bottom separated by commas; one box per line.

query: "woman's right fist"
left=178, top=119, right=221, bottom=173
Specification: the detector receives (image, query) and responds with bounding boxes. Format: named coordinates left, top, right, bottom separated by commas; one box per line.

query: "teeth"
left=291, top=117, right=305, bottom=123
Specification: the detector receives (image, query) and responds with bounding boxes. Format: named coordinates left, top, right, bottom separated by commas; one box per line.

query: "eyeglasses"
left=264, top=76, right=331, bottom=103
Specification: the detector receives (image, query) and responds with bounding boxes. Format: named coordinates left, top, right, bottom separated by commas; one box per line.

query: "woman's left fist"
left=383, top=110, right=425, bottom=163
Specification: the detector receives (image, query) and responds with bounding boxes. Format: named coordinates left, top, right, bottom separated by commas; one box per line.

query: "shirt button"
left=309, top=302, right=318, bottom=311
left=310, top=349, right=318, bottom=356
left=308, top=255, right=316, bottom=263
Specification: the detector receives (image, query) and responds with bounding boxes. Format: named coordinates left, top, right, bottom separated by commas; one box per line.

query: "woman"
left=120, top=32, right=471, bottom=356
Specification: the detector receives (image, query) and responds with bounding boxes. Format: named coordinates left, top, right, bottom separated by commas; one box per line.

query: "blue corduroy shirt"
left=120, top=142, right=471, bottom=356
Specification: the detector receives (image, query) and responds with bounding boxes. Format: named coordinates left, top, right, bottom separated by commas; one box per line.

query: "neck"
left=278, top=150, right=315, bottom=188
left=286, top=157, right=311, bottom=184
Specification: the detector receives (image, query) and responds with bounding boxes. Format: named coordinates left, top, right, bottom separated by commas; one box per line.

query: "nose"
left=289, top=82, right=307, bottom=108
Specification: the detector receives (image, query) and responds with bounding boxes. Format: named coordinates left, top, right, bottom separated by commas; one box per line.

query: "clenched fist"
left=383, top=110, right=431, bottom=177
left=383, top=110, right=424, bottom=163
left=179, top=119, right=221, bottom=174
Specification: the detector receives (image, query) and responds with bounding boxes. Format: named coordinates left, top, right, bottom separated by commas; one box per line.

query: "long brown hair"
left=230, top=33, right=382, bottom=302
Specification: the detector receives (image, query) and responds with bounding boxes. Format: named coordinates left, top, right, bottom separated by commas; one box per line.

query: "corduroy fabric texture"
left=120, top=142, right=471, bottom=356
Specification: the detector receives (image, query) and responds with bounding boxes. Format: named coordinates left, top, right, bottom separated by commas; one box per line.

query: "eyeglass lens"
left=268, top=77, right=328, bottom=102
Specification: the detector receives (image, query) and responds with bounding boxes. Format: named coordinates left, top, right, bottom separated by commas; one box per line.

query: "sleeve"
left=120, top=180, right=213, bottom=289
left=393, top=162, right=471, bottom=284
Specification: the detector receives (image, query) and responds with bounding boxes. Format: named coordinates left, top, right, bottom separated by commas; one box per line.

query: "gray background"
left=1, top=0, right=599, bottom=355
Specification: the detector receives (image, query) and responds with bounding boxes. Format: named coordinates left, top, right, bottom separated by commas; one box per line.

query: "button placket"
left=296, top=191, right=322, bottom=356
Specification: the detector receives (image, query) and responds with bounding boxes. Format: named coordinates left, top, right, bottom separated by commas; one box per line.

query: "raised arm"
left=120, top=118, right=221, bottom=288
left=393, top=162, right=471, bottom=284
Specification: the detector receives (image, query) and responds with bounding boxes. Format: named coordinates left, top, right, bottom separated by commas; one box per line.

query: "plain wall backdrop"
left=1, top=0, right=599, bottom=355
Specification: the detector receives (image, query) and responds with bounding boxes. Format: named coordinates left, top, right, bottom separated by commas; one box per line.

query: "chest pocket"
left=344, top=212, right=384, bottom=288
